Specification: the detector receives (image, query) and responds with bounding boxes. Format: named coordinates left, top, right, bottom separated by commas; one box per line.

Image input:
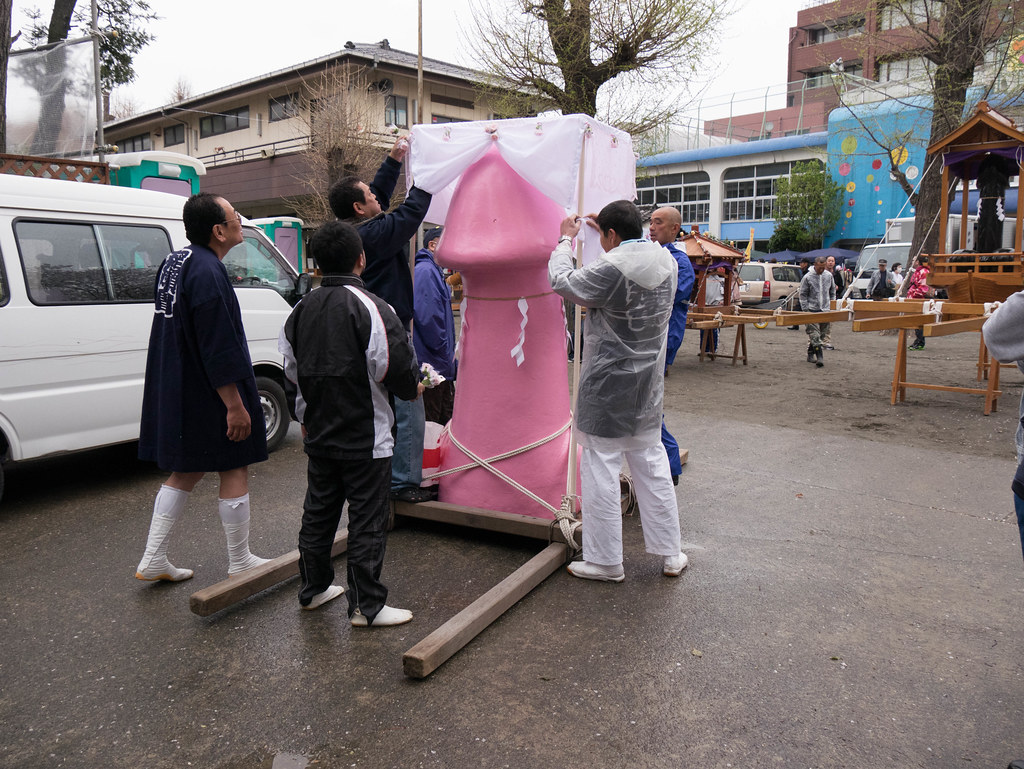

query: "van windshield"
left=856, top=244, right=911, bottom=275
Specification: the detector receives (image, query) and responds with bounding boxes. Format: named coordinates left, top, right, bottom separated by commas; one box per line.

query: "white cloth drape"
left=408, top=114, right=636, bottom=266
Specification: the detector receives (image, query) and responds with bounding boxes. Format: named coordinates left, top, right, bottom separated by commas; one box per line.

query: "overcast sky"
left=11, top=0, right=807, bottom=119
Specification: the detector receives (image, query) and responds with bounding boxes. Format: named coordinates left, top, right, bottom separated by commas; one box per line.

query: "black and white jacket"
left=279, top=274, right=420, bottom=460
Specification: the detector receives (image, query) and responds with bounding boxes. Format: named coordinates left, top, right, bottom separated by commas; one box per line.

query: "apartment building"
left=104, top=40, right=529, bottom=219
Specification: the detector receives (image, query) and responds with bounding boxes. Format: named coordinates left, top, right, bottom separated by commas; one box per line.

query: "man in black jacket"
left=328, top=138, right=433, bottom=503
left=280, top=221, right=423, bottom=626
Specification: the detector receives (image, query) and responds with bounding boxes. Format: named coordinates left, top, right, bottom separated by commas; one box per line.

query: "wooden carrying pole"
left=190, top=530, right=348, bottom=616
left=403, top=543, right=568, bottom=678
left=394, top=500, right=578, bottom=678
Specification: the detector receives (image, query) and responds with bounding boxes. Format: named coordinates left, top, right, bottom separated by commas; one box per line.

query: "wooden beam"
left=189, top=530, right=348, bottom=616
left=403, top=542, right=568, bottom=678
left=393, top=500, right=581, bottom=548
left=899, top=381, right=1000, bottom=397
left=923, top=317, right=986, bottom=337
left=776, top=311, right=851, bottom=325
left=853, top=313, right=934, bottom=331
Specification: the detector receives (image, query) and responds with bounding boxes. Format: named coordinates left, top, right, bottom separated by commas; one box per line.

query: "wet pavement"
left=2, top=333, right=1023, bottom=768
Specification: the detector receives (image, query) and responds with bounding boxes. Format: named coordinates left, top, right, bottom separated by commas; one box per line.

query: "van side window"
left=0, top=257, right=8, bottom=306
left=223, top=233, right=294, bottom=302
left=15, top=220, right=171, bottom=305
left=96, top=224, right=167, bottom=300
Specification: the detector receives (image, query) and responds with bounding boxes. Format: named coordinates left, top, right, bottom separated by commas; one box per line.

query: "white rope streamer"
left=922, top=299, right=944, bottom=322
left=510, top=297, right=529, bottom=367
left=453, top=295, right=467, bottom=361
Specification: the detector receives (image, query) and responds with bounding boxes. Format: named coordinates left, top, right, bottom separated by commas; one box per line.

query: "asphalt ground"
left=1, top=324, right=1022, bottom=768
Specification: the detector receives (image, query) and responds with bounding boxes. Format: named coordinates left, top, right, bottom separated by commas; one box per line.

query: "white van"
left=0, top=176, right=308, bottom=500
left=850, top=242, right=912, bottom=298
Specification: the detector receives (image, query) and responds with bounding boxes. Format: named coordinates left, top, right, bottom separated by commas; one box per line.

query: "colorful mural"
left=825, top=98, right=931, bottom=246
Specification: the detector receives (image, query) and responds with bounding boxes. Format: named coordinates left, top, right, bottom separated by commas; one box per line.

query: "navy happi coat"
left=138, top=243, right=267, bottom=472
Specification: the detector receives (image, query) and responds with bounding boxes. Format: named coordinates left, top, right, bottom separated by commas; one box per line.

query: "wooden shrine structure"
left=677, top=226, right=754, bottom=363
left=927, top=102, right=1024, bottom=303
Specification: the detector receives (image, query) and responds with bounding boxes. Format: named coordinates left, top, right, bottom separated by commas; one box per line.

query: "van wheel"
left=256, top=376, right=289, bottom=453
left=0, top=462, right=4, bottom=505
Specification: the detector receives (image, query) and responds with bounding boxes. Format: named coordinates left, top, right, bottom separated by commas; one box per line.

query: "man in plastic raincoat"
left=549, top=201, right=688, bottom=582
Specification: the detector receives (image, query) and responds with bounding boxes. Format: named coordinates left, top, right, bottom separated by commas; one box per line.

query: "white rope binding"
left=421, top=420, right=581, bottom=550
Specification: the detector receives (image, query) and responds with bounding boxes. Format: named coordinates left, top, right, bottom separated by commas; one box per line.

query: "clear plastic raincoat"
left=549, top=239, right=677, bottom=449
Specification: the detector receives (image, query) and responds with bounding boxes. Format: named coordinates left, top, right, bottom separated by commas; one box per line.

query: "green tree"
left=468, top=0, right=727, bottom=135
left=772, top=161, right=843, bottom=249
left=767, top=220, right=814, bottom=254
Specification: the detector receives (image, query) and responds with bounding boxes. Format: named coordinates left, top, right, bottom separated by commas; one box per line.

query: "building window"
left=431, top=115, right=467, bottom=124
left=199, top=106, right=250, bottom=138
left=269, top=93, right=299, bottom=122
left=803, top=70, right=830, bottom=89
left=879, top=56, right=934, bottom=82
left=806, top=16, right=865, bottom=44
left=163, top=124, right=185, bottom=147
left=722, top=162, right=811, bottom=222
left=385, top=95, right=408, bottom=129
left=119, top=132, right=151, bottom=153
left=880, top=0, right=944, bottom=30
left=637, top=171, right=710, bottom=225
left=431, top=93, right=475, bottom=111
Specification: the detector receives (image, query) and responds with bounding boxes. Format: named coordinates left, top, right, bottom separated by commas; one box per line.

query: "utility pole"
left=91, top=0, right=105, bottom=161
left=417, top=0, right=423, bottom=125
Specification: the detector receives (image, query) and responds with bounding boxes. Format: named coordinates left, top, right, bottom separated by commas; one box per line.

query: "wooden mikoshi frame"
left=834, top=299, right=1003, bottom=414
left=188, top=500, right=581, bottom=679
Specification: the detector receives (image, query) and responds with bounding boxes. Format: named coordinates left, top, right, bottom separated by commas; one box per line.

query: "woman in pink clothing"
left=907, top=256, right=932, bottom=350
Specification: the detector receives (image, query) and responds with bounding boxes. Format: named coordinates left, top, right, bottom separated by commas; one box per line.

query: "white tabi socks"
left=219, top=494, right=271, bottom=576
left=136, top=485, right=194, bottom=582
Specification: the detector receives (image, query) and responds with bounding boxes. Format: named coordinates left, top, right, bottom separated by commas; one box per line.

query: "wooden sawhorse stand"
left=848, top=301, right=1002, bottom=415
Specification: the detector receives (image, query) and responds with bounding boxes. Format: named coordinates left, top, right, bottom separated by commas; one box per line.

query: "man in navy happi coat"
left=135, top=193, right=269, bottom=583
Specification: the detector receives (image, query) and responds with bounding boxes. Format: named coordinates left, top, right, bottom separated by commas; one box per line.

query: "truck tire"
left=256, top=376, right=290, bottom=453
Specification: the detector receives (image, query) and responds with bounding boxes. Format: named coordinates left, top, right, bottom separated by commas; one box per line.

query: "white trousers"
left=580, top=444, right=681, bottom=566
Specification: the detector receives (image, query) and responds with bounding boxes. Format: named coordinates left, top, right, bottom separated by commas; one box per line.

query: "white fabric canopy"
left=409, top=114, right=636, bottom=265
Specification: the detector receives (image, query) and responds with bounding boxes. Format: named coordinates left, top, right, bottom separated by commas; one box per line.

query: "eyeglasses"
left=220, top=213, right=242, bottom=226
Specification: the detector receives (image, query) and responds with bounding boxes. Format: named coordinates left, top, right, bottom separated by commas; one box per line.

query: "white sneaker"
left=567, top=561, right=625, bottom=582
left=351, top=605, right=413, bottom=627
left=663, top=552, right=689, bottom=577
left=301, top=584, right=344, bottom=610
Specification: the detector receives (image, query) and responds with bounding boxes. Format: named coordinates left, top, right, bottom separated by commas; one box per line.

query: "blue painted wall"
left=825, top=97, right=931, bottom=246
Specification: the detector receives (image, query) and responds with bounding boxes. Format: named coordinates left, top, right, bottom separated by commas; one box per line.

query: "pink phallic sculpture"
left=434, top=146, right=575, bottom=519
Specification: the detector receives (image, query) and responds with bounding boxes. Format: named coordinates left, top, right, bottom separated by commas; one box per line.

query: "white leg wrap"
left=136, top=485, right=193, bottom=582
left=219, top=495, right=270, bottom=575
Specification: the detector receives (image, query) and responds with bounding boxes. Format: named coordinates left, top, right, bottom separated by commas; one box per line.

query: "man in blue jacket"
left=328, top=138, right=434, bottom=503
left=413, top=226, right=457, bottom=424
left=649, top=206, right=694, bottom=484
